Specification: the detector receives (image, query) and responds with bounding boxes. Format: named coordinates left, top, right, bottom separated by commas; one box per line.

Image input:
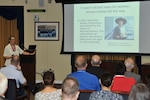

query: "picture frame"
left=35, top=22, right=59, bottom=41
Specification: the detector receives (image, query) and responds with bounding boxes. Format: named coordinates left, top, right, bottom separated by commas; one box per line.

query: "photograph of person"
left=113, top=17, right=127, bottom=40
left=105, top=16, right=134, bottom=40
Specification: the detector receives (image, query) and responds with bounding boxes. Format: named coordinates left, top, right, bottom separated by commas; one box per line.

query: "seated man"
left=67, top=55, right=101, bottom=91
left=87, top=55, right=107, bottom=79
left=111, top=62, right=136, bottom=93
left=62, top=77, right=80, bottom=100
left=124, top=57, right=142, bottom=83
left=89, top=73, right=123, bottom=100
left=0, top=72, right=8, bottom=100
left=0, top=55, right=27, bottom=96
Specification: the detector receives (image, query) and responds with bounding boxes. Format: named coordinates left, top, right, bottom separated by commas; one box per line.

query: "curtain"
left=71, top=54, right=141, bottom=73
left=73, top=54, right=135, bottom=62
left=0, top=6, right=24, bottom=46
left=0, top=6, right=24, bottom=67
left=0, top=16, right=19, bottom=67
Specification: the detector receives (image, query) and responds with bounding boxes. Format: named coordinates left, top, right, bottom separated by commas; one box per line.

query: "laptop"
left=27, top=45, right=36, bottom=53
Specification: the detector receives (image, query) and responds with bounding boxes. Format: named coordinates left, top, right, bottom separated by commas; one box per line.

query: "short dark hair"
left=43, top=69, right=55, bottom=86
left=9, top=36, right=15, bottom=40
left=62, top=77, right=79, bottom=98
left=101, top=73, right=113, bottom=87
left=128, top=83, right=150, bottom=100
left=115, top=62, right=126, bottom=75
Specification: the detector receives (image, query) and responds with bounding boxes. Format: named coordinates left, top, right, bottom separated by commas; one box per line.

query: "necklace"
left=11, top=45, right=16, bottom=51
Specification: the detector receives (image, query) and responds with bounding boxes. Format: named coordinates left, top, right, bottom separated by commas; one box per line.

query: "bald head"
left=91, top=55, right=101, bottom=66
left=75, top=55, right=87, bottom=68
left=11, top=55, right=20, bottom=66
left=124, top=57, right=134, bottom=70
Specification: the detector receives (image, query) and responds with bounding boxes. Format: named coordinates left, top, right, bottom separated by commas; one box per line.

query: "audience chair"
left=5, top=79, right=30, bottom=100
left=113, top=91, right=129, bottom=100
left=78, top=90, right=95, bottom=100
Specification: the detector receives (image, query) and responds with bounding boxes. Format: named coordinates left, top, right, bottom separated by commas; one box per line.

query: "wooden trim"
left=79, top=90, right=95, bottom=93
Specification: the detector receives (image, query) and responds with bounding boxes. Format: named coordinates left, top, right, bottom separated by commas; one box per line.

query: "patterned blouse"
left=35, top=89, right=61, bottom=100
left=89, top=90, right=123, bottom=100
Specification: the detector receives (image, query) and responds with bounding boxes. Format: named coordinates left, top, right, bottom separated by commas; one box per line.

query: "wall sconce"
left=34, top=15, right=39, bottom=22
left=25, top=0, right=28, bottom=3
left=48, top=0, right=52, bottom=3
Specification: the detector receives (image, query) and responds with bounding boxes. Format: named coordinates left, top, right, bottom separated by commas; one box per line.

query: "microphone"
left=21, top=44, right=28, bottom=51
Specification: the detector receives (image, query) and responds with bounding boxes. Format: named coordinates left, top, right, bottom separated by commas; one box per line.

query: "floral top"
left=35, top=89, right=61, bottom=100
left=89, top=90, right=123, bottom=100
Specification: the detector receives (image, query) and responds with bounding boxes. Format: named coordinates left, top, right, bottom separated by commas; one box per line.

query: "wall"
left=24, top=0, right=71, bottom=82
left=142, top=56, right=150, bottom=64
left=0, top=0, right=71, bottom=82
left=1, top=0, right=150, bottom=82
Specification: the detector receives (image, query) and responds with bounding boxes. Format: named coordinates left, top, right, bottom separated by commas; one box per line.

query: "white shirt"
left=120, top=27, right=127, bottom=37
left=3, top=43, right=24, bottom=66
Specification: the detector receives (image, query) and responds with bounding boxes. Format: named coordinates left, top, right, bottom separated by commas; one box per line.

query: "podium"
left=20, top=54, right=36, bottom=85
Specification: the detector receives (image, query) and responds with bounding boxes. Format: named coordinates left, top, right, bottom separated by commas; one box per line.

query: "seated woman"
left=128, top=83, right=150, bottom=100
left=35, top=69, right=61, bottom=100
left=111, top=62, right=136, bottom=93
left=89, top=73, right=123, bottom=100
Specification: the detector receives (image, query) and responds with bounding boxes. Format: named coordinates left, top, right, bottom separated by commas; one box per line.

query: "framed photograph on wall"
left=35, top=22, right=59, bottom=41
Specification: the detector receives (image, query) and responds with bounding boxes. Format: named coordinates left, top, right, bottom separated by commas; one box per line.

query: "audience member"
left=89, top=73, right=123, bottom=100
left=146, top=74, right=150, bottom=90
left=0, top=72, right=8, bottom=100
left=87, top=55, right=107, bottom=79
left=0, top=55, right=27, bottom=96
left=3, top=36, right=35, bottom=66
left=111, top=62, right=136, bottom=93
left=128, top=83, right=150, bottom=100
left=62, top=77, right=80, bottom=100
left=35, top=69, right=61, bottom=100
left=132, top=63, right=138, bottom=74
left=124, top=57, right=142, bottom=83
left=68, top=55, right=101, bottom=91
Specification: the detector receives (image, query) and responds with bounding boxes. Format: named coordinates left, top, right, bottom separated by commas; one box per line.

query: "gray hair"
left=62, top=77, right=79, bottom=98
left=0, top=72, right=8, bottom=95
left=124, top=57, right=134, bottom=69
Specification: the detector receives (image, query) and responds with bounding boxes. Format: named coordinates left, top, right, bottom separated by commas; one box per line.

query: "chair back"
left=120, top=94, right=129, bottom=100
left=5, top=79, right=17, bottom=100
left=78, top=90, right=95, bottom=100
left=5, top=79, right=28, bottom=100
left=114, top=91, right=129, bottom=100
